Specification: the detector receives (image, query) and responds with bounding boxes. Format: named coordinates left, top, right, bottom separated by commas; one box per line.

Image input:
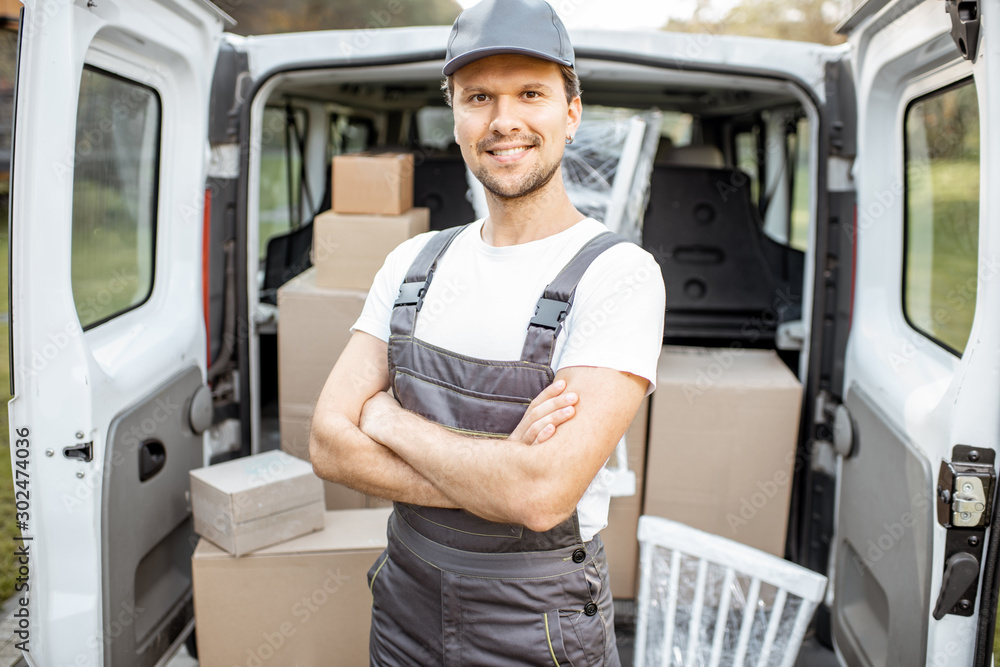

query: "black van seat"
left=642, top=165, right=804, bottom=343
left=260, top=221, right=313, bottom=305
left=414, top=154, right=477, bottom=231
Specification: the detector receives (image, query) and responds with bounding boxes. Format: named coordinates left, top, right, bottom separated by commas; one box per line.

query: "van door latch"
left=937, top=446, right=994, bottom=529
left=63, top=441, right=94, bottom=463
left=945, top=0, right=981, bottom=61
left=933, top=445, right=994, bottom=618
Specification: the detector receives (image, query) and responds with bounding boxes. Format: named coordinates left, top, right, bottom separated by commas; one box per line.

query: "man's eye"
left=471, top=94, right=488, bottom=102
left=525, top=91, right=539, bottom=98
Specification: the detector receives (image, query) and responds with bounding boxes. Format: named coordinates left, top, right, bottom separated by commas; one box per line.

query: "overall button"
left=572, top=549, right=586, bottom=563
left=584, top=602, right=598, bottom=616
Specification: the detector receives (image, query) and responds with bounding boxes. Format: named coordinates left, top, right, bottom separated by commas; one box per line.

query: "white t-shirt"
left=352, top=218, right=665, bottom=540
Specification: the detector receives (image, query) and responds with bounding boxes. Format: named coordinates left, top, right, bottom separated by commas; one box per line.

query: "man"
left=309, top=0, right=665, bottom=663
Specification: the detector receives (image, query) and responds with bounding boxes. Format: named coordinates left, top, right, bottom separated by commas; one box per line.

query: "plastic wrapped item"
left=562, top=107, right=662, bottom=243
left=635, top=516, right=827, bottom=667
left=466, top=108, right=663, bottom=244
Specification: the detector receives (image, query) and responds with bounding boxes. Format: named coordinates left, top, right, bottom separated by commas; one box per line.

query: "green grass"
left=0, top=213, right=14, bottom=601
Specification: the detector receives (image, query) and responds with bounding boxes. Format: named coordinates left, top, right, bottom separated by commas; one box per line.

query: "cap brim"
left=443, top=46, right=574, bottom=76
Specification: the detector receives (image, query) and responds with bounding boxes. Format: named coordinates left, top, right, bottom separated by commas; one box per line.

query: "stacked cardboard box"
left=193, top=507, right=392, bottom=666
left=643, top=346, right=803, bottom=557
left=189, top=451, right=325, bottom=557
left=315, top=153, right=430, bottom=290
left=602, top=397, right=649, bottom=599
left=278, top=152, right=428, bottom=510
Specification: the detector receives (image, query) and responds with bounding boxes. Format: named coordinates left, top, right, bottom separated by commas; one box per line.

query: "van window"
left=660, top=111, right=694, bottom=148
left=903, top=79, right=980, bottom=355
left=415, top=107, right=455, bottom=151
left=328, top=114, right=373, bottom=160
left=735, top=127, right=761, bottom=205
left=734, top=113, right=810, bottom=252
left=789, top=117, right=811, bottom=252
left=259, top=106, right=307, bottom=259
left=71, top=67, right=160, bottom=330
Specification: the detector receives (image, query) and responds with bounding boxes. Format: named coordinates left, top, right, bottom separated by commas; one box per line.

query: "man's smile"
left=490, top=146, right=531, bottom=157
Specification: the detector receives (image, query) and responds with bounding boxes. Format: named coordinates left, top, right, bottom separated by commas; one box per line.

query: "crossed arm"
left=309, top=330, right=647, bottom=531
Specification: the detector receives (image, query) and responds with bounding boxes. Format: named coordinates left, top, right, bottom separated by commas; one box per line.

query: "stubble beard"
left=473, top=134, right=561, bottom=200
left=474, top=158, right=561, bottom=200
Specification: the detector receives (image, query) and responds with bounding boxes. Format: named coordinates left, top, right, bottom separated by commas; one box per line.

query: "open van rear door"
left=8, top=1, right=225, bottom=664
left=832, top=1, right=999, bottom=664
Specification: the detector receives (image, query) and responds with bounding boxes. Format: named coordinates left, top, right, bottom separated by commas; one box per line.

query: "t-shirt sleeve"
left=351, top=232, right=438, bottom=342
left=556, top=243, right=665, bottom=395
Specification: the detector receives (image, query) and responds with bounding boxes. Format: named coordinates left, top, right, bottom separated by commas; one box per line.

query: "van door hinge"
left=933, top=445, right=995, bottom=619
left=945, top=0, right=981, bottom=61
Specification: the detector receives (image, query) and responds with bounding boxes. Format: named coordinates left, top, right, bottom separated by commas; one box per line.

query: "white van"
left=7, top=0, right=997, bottom=664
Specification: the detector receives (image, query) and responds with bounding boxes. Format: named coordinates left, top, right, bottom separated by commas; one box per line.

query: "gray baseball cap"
left=443, top=0, right=575, bottom=76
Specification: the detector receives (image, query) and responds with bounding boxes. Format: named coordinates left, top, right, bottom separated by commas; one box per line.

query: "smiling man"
left=309, top=0, right=665, bottom=664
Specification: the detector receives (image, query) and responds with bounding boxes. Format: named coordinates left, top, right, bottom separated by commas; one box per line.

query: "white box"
left=190, top=451, right=325, bottom=556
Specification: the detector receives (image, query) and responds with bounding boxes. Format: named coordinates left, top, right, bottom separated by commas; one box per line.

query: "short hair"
left=441, top=64, right=581, bottom=108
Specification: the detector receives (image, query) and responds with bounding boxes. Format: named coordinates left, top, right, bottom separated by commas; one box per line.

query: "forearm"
left=309, top=414, right=460, bottom=508
left=371, top=407, right=560, bottom=529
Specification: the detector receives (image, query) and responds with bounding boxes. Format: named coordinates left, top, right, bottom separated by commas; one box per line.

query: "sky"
left=455, top=0, right=741, bottom=31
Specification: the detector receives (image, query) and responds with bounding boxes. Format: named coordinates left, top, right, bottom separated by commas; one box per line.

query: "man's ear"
left=567, top=96, right=583, bottom=138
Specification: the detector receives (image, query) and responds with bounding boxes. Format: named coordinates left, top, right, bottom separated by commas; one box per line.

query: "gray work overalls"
left=368, top=223, right=626, bottom=666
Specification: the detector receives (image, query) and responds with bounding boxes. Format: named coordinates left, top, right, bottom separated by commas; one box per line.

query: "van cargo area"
left=195, top=55, right=832, bottom=664
left=242, top=59, right=817, bottom=463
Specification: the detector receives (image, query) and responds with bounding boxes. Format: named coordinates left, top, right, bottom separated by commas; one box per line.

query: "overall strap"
left=390, top=224, right=470, bottom=336
left=521, top=231, right=628, bottom=366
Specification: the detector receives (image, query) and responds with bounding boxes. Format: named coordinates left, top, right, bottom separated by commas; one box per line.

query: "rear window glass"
left=71, top=67, right=160, bottom=330
left=903, top=78, right=980, bottom=355
left=259, top=106, right=308, bottom=259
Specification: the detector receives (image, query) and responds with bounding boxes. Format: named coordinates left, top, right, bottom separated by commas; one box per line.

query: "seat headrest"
left=659, top=144, right=725, bottom=168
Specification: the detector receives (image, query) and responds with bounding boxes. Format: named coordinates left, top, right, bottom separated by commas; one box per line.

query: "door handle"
left=932, top=552, right=980, bottom=620
left=139, top=439, right=166, bottom=482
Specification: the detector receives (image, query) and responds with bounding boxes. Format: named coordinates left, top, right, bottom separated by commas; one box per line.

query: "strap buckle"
left=530, top=297, right=569, bottom=330
left=394, top=281, right=427, bottom=309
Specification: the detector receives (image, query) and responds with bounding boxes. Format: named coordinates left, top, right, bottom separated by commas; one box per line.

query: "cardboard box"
left=0, top=0, right=20, bottom=19
left=193, top=508, right=392, bottom=666
left=190, top=451, right=325, bottom=556
left=644, top=346, right=802, bottom=556
left=277, top=267, right=366, bottom=453
left=276, top=268, right=393, bottom=511
left=602, top=396, right=649, bottom=599
left=312, top=207, right=430, bottom=291
left=332, top=152, right=414, bottom=215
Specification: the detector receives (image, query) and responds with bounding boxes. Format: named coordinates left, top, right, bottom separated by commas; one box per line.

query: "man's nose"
left=488, top=96, right=521, bottom=137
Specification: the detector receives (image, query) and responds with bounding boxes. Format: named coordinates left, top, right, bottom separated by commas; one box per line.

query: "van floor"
left=612, top=611, right=840, bottom=666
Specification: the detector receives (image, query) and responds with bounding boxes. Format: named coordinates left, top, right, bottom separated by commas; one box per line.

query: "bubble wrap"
left=635, top=517, right=827, bottom=667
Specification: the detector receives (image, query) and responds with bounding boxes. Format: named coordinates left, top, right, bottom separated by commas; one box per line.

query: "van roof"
left=836, top=0, right=893, bottom=35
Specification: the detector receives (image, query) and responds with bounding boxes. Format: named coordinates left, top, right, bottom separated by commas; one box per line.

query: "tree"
left=664, top=0, right=852, bottom=46
left=214, top=0, right=463, bottom=36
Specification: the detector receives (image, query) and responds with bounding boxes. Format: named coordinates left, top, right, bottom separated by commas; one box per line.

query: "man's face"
left=452, top=54, right=581, bottom=201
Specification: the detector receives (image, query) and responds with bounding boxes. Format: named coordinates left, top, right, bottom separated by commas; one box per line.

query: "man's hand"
left=358, top=391, right=401, bottom=444
left=508, top=379, right=578, bottom=445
